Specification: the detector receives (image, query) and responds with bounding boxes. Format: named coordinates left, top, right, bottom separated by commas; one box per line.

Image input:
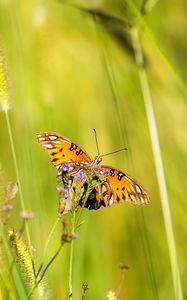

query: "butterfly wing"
left=101, top=166, right=149, bottom=206
left=36, top=131, right=91, bottom=168
left=83, top=166, right=149, bottom=210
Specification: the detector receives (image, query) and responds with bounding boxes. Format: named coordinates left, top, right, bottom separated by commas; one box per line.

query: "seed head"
left=0, top=48, right=11, bottom=112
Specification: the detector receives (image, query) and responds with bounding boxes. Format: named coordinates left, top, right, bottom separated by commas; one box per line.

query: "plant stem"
left=38, top=243, right=63, bottom=286
left=68, top=210, right=76, bottom=300
left=131, top=27, right=183, bottom=300
left=74, top=194, right=87, bottom=230
left=27, top=243, right=63, bottom=299
left=42, top=217, right=60, bottom=260
left=4, top=110, right=32, bottom=249
left=37, top=217, right=61, bottom=277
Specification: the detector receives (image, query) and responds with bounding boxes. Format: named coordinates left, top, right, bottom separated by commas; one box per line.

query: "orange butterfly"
left=37, top=131, right=150, bottom=210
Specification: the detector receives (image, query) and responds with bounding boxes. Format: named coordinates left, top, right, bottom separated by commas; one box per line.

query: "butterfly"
left=36, top=131, right=150, bottom=210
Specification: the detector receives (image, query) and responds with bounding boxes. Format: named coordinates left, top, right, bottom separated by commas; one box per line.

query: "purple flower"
left=58, top=162, right=72, bottom=173
left=99, top=168, right=108, bottom=178
left=57, top=186, right=68, bottom=194
left=72, top=169, right=86, bottom=183
left=91, top=167, right=100, bottom=176
left=91, top=167, right=108, bottom=179
left=1, top=204, right=13, bottom=211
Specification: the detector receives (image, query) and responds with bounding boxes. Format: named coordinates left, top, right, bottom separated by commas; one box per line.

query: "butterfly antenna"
left=93, top=128, right=100, bottom=155
left=102, top=147, right=127, bottom=157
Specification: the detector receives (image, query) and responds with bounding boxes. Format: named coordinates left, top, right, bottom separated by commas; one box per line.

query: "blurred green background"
left=0, top=0, right=187, bottom=299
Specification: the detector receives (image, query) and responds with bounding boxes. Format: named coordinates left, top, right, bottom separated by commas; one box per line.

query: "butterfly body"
left=37, top=131, right=149, bottom=209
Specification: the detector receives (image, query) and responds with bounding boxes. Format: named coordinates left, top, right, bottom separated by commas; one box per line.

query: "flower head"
left=57, top=186, right=72, bottom=215
left=58, top=162, right=72, bottom=173
left=20, top=210, right=34, bottom=220
left=56, top=161, right=108, bottom=214
left=0, top=180, right=18, bottom=224
left=72, top=169, right=87, bottom=186
left=105, top=290, right=118, bottom=300
left=60, top=219, right=80, bottom=244
left=1, top=203, right=13, bottom=211
left=0, top=48, right=11, bottom=112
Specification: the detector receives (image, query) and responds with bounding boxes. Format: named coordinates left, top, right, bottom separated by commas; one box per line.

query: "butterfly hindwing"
left=37, top=131, right=91, bottom=168
left=100, top=166, right=149, bottom=206
left=83, top=166, right=149, bottom=210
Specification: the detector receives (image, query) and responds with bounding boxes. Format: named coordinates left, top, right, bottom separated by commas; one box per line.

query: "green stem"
left=37, top=217, right=60, bottom=278
left=74, top=198, right=86, bottom=230
left=39, top=243, right=63, bottom=284
left=4, top=110, right=32, bottom=251
left=68, top=211, right=76, bottom=299
left=27, top=243, right=63, bottom=299
left=131, top=27, right=183, bottom=300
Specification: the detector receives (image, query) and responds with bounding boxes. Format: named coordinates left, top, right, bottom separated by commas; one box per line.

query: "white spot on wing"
left=129, top=193, right=137, bottom=203
left=140, top=196, right=145, bottom=204
left=102, top=185, right=107, bottom=193
left=135, top=184, right=142, bottom=194
left=109, top=195, right=114, bottom=206
left=49, top=135, right=58, bottom=140
left=43, top=143, right=53, bottom=149
left=39, top=137, right=45, bottom=141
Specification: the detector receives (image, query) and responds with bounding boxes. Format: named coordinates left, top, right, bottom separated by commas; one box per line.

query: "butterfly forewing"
left=101, top=166, right=149, bottom=206
left=37, top=131, right=91, bottom=168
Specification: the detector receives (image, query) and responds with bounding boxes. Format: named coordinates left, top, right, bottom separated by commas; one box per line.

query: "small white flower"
left=105, top=290, right=118, bottom=300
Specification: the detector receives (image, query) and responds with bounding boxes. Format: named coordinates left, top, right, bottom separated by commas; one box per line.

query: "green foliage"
left=0, top=0, right=186, bottom=299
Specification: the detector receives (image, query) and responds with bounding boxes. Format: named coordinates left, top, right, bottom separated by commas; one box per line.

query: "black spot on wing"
left=118, top=172, right=125, bottom=181
left=110, top=169, right=115, bottom=177
left=76, top=150, right=84, bottom=156
left=69, top=143, right=77, bottom=151
left=52, top=158, right=58, bottom=162
left=116, top=195, right=120, bottom=202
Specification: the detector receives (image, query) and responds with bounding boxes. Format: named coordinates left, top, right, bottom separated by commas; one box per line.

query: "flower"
left=58, top=162, right=72, bottom=173
left=1, top=203, right=13, bottom=211
left=82, top=281, right=89, bottom=292
left=72, top=169, right=86, bottom=183
left=57, top=186, right=68, bottom=193
left=105, top=290, right=118, bottom=300
left=0, top=180, right=18, bottom=224
left=57, top=186, right=72, bottom=215
left=20, top=210, right=34, bottom=220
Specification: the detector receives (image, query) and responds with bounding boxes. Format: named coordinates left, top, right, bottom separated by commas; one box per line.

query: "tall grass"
left=131, top=26, right=183, bottom=300
left=0, top=0, right=186, bottom=299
